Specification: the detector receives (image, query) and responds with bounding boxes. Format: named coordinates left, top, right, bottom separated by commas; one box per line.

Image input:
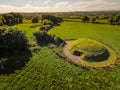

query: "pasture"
left=0, top=19, right=120, bottom=90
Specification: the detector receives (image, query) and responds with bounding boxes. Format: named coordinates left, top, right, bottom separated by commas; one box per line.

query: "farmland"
left=0, top=18, right=120, bottom=90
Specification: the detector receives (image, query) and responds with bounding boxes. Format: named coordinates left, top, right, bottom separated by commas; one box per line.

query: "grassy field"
left=67, top=38, right=117, bottom=68
left=49, top=21, right=120, bottom=54
left=0, top=20, right=120, bottom=90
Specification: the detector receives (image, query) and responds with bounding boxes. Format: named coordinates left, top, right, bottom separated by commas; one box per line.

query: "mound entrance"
left=63, top=38, right=118, bottom=68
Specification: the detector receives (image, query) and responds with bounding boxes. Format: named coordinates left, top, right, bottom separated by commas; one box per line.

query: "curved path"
left=63, top=41, right=82, bottom=64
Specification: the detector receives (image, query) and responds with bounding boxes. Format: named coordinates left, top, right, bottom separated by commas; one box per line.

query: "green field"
left=0, top=19, right=120, bottom=90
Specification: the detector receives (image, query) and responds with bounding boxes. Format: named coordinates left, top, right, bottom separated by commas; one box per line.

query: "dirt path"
left=63, top=41, right=82, bottom=64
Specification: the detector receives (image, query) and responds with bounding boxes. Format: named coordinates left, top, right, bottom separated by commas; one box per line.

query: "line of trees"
left=34, top=15, right=64, bottom=46
left=109, top=14, right=120, bottom=25
left=40, top=15, right=63, bottom=31
left=0, top=13, right=23, bottom=26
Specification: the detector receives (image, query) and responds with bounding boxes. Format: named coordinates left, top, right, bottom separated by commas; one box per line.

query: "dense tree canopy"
left=2, top=13, right=23, bottom=26
left=82, top=16, right=90, bottom=23
left=41, top=15, right=62, bottom=25
left=109, top=14, right=120, bottom=25
left=32, top=16, right=39, bottom=23
left=0, top=28, right=28, bottom=56
left=91, top=17, right=96, bottom=23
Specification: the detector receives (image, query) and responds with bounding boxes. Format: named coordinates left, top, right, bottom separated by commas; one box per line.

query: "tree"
left=82, top=16, right=89, bottom=23
left=108, top=14, right=120, bottom=25
left=108, top=15, right=114, bottom=25
left=91, top=17, right=96, bottom=23
left=1, top=13, right=23, bottom=26
left=41, top=15, right=58, bottom=25
left=42, top=19, right=53, bottom=26
left=32, top=16, right=39, bottom=23
left=0, top=28, right=28, bottom=56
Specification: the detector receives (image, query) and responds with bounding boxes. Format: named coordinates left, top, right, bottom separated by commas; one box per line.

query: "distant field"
left=0, top=19, right=120, bottom=89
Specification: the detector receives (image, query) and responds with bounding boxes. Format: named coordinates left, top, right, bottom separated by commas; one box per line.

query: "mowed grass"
left=0, top=20, right=120, bottom=89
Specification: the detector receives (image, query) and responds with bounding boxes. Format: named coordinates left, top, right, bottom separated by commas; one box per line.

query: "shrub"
left=41, top=15, right=61, bottom=25
left=54, top=37, right=64, bottom=46
left=40, top=25, right=52, bottom=31
left=91, top=17, right=96, bottom=23
left=42, top=19, right=53, bottom=26
left=34, top=31, right=64, bottom=45
left=108, top=14, right=120, bottom=25
left=82, top=16, right=90, bottom=23
left=2, top=13, right=23, bottom=26
left=32, top=16, right=39, bottom=23
left=34, top=31, right=52, bottom=44
left=0, top=28, right=28, bottom=56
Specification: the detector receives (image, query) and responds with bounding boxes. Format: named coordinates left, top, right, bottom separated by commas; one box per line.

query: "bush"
left=40, top=25, right=52, bottom=31
left=91, top=17, right=96, bottom=23
left=34, top=31, right=64, bottom=45
left=82, top=16, right=90, bottom=23
left=41, top=15, right=61, bottom=25
left=34, top=31, right=52, bottom=44
left=42, top=19, right=53, bottom=26
left=0, top=28, right=28, bottom=56
left=2, top=13, right=23, bottom=26
left=108, top=14, right=120, bottom=25
left=54, top=37, right=64, bottom=46
left=32, top=16, right=39, bottom=23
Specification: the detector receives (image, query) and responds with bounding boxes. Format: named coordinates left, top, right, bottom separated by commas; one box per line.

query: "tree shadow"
left=0, top=49, right=32, bottom=74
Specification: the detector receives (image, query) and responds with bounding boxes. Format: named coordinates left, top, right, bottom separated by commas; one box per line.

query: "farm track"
left=63, top=41, right=81, bottom=64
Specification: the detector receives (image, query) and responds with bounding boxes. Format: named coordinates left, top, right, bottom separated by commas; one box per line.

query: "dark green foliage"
left=0, top=28, right=31, bottom=74
left=42, top=19, right=53, bottom=26
left=34, top=31, right=64, bottom=46
left=41, top=15, right=61, bottom=25
left=54, top=36, right=64, bottom=46
left=34, top=31, right=54, bottom=44
left=82, top=16, right=90, bottom=23
left=0, top=20, right=3, bottom=26
left=32, top=16, right=39, bottom=23
left=2, top=13, right=23, bottom=26
left=0, top=28, right=28, bottom=57
left=57, top=17, right=63, bottom=22
left=109, top=14, right=120, bottom=25
left=91, top=17, right=96, bottom=23
left=40, top=19, right=53, bottom=31
left=40, top=25, right=52, bottom=31
left=0, top=50, right=32, bottom=74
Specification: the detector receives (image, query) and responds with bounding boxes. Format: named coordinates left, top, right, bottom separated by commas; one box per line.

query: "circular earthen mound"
left=66, top=38, right=118, bottom=68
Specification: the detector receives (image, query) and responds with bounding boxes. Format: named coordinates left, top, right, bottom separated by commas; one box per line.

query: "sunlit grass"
left=67, top=38, right=117, bottom=68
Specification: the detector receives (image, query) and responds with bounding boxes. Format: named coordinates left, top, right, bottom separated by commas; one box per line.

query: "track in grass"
left=63, top=38, right=118, bottom=68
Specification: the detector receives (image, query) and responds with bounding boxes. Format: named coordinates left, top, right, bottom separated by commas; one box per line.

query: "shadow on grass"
left=85, top=50, right=110, bottom=62
left=0, top=49, right=32, bottom=74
